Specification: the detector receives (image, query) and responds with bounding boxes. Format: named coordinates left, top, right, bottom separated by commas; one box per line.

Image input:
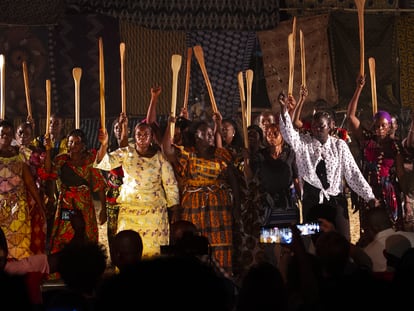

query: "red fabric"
left=25, top=272, right=48, bottom=305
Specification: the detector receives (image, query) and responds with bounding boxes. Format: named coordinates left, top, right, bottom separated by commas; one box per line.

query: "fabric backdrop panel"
left=0, top=25, right=49, bottom=121
left=51, top=13, right=121, bottom=122
left=186, top=31, right=257, bottom=120
left=329, top=13, right=398, bottom=120
left=257, top=14, right=336, bottom=117
left=66, top=0, right=280, bottom=31
left=119, top=22, right=186, bottom=126
left=397, top=15, right=414, bottom=111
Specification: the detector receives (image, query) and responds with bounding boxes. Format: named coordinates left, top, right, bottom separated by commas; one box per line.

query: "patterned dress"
left=95, top=146, right=179, bottom=258
left=172, top=146, right=235, bottom=275
left=49, top=149, right=107, bottom=254
left=358, top=132, right=404, bottom=231
left=105, top=166, right=123, bottom=246
left=20, top=145, right=47, bottom=254
left=0, top=153, right=33, bottom=259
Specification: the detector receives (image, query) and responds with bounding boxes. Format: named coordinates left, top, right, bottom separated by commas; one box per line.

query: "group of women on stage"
left=0, top=78, right=413, bottom=282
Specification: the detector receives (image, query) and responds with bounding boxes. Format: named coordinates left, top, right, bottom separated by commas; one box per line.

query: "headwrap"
left=374, top=110, right=392, bottom=123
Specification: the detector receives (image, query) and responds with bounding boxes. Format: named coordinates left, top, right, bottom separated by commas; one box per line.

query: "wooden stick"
left=99, top=37, right=106, bottom=129
left=237, top=71, right=248, bottom=148
left=292, top=16, right=297, bottom=57
left=45, top=79, right=51, bottom=136
left=355, top=0, right=366, bottom=77
left=0, top=55, right=5, bottom=120
left=246, top=69, right=253, bottom=127
left=72, top=67, right=82, bottom=129
left=288, top=33, right=295, bottom=96
left=368, top=57, right=377, bottom=116
left=170, top=54, right=182, bottom=140
left=193, top=45, right=218, bottom=114
left=22, top=61, right=32, bottom=119
left=120, top=42, right=126, bottom=114
left=300, top=30, right=306, bottom=88
left=183, top=47, right=192, bottom=110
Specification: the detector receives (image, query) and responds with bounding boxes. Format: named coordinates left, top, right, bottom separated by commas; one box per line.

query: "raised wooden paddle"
left=120, top=42, right=126, bottom=114
left=72, top=67, right=82, bottom=129
left=369, top=57, right=377, bottom=116
left=300, top=29, right=306, bottom=88
left=237, top=71, right=248, bottom=148
left=355, top=0, right=366, bottom=77
left=246, top=69, right=254, bottom=127
left=183, top=47, right=192, bottom=110
left=288, top=33, right=295, bottom=96
left=170, top=54, right=182, bottom=140
left=99, top=37, right=106, bottom=130
left=45, top=79, right=51, bottom=136
left=0, top=55, right=5, bottom=120
left=22, top=61, right=32, bottom=119
left=193, top=45, right=218, bottom=114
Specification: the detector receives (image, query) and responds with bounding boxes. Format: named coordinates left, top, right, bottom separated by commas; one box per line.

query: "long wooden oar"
left=288, top=33, right=295, bottom=96
left=237, top=71, right=248, bottom=148
left=183, top=47, right=192, bottom=110
left=170, top=54, right=182, bottom=140
left=355, top=0, right=366, bottom=77
left=22, top=61, right=32, bottom=119
left=45, top=79, right=51, bottom=136
left=99, top=37, right=106, bottom=130
left=0, top=55, right=5, bottom=120
left=72, top=67, right=82, bottom=129
left=193, top=45, right=218, bottom=114
left=120, top=42, right=126, bottom=114
left=369, top=57, right=377, bottom=116
left=246, top=69, right=253, bottom=127
left=300, top=30, right=306, bottom=88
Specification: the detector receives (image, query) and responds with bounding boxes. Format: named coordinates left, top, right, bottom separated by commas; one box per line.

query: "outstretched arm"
left=347, top=74, right=365, bottom=142
left=292, top=84, right=308, bottom=129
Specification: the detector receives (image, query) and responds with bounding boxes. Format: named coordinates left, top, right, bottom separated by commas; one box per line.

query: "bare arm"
left=347, top=74, right=365, bottom=143
left=96, top=128, right=109, bottom=163
left=292, top=85, right=308, bottom=129
left=146, top=85, right=161, bottom=125
left=161, top=116, right=178, bottom=164
left=212, top=111, right=223, bottom=148
left=119, top=112, right=129, bottom=148
left=23, top=164, right=45, bottom=213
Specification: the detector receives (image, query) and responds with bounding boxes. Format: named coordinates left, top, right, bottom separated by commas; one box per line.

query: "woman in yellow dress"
left=0, top=120, right=46, bottom=259
left=95, top=114, right=180, bottom=257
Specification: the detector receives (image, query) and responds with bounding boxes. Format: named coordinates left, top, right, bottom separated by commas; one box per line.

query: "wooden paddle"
left=72, top=67, right=82, bottom=129
left=300, top=30, right=306, bottom=88
left=368, top=57, right=377, bottom=116
left=193, top=45, right=218, bottom=114
left=120, top=42, right=126, bottom=114
left=183, top=47, right=192, bottom=110
left=0, top=55, right=5, bottom=120
left=170, top=54, right=182, bottom=140
left=246, top=69, right=253, bottom=127
left=45, top=79, right=51, bottom=136
left=355, top=0, right=366, bottom=77
left=99, top=37, right=106, bottom=130
left=237, top=71, right=248, bottom=148
left=288, top=33, right=295, bottom=96
left=22, top=61, right=32, bottom=119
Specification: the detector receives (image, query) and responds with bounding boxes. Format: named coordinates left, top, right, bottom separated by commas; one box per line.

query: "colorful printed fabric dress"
left=172, top=146, right=235, bottom=275
left=94, top=146, right=179, bottom=257
left=20, top=145, right=47, bottom=254
left=359, top=132, right=403, bottom=231
left=0, top=153, right=33, bottom=259
left=49, top=150, right=106, bottom=254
